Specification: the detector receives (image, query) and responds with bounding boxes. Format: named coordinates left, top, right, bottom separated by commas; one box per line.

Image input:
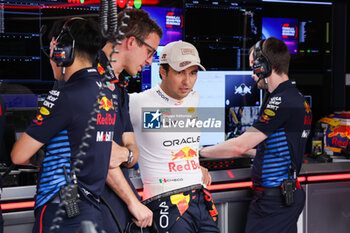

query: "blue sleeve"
left=253, top=95, right=290, bottom=137
left=26, top=89, right=71, bottom=143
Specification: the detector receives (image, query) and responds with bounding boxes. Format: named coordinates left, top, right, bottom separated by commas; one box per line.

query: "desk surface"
left=2, top=162, right=350, bottom=201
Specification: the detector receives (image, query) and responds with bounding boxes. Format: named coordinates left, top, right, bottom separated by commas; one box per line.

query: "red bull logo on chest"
left=169, top=147, right=200, bottom=172
left=171, top=146, right=197, bottom=160
left=98, top=97, right=114, bottom=111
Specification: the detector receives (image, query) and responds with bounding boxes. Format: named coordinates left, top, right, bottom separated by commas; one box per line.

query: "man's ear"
left=125, top=36, right=136, bottom=50
left=159, top=65, right=166, bottom=79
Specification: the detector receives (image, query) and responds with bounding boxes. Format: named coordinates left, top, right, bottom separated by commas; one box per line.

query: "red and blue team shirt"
left=26, top=68, right=117, bottom=209
left=252, top=80, right=312, bottom=187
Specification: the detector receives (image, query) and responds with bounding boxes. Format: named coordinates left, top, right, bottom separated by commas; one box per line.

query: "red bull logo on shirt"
left=169, top=147, right=200, bottom=172
left=96, top=113, right=116, bottom=125
left=98, top=97, right=114, bottom=111
left=34, top=114, right=43, bottom=126
left=304, top=101, right=311, bottom=114
left=97, top=62, right=105, bottom=75
left=171, top=146, right=198, bottom=160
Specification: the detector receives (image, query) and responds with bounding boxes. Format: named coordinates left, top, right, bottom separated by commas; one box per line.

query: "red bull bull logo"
left=97, top=62, right=105, bottom=75
left=170, top=193, right=190, bottom=216
left=98, top=96, right=114, bottom=111
left=34, top=114, right=43, bottom=126
left=304, top=101, right=311, bottom=114
left=328, top=125, right=350, bottom=139
left=169, top=148, right=200, bottom=172
left=171, top=146, right=197, bottom=161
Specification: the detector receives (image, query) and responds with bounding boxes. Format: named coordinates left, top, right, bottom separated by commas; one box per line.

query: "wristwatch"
left=127, top=148, right=134, bottom=164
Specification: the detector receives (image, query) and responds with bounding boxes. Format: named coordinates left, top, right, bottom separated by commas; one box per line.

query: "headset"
left=51, top=17, right=86, bottom=67
left=252, top=39, right=272, bottom=79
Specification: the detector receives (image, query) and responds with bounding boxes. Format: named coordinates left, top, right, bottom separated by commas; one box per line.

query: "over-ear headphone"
left=51, top=17, right=86, bottom=67
left=252, top=40, right=272, bottom=79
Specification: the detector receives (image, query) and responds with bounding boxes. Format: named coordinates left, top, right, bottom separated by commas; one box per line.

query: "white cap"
left=159, top=40, right=205, bottom=72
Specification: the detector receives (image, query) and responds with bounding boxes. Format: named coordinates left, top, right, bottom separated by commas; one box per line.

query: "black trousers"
left=245, top=188, right=305, bottom=233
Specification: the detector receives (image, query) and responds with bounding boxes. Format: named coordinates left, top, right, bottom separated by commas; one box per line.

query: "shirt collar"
left=270, top=80, right=293, bottom=95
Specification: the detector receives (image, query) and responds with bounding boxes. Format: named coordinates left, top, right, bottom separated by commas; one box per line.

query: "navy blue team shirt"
left=252, top=80, right=312, bottom=187
left=26, top=68, right=117, bottom=209
left=97, top=50, right=140, bottom=231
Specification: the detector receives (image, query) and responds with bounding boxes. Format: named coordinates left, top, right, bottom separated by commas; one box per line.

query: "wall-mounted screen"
left=0, top=1, right=99, bottom=82
left=183, top=0, right=262, bottom=70
left=142, top=6, right=183, bottom=46
left=262, top=17, right=298, bottom=54
left=262, top=1, right=332, bottom=72
left=194, top=71, right=261, bottom=146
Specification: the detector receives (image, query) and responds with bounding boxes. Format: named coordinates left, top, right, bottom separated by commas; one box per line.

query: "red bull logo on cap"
left=98, top=96, right=114, bottom=111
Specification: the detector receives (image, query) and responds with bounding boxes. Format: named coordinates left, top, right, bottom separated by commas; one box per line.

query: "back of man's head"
left=109, top=8, right=163, bottom=44
left=49, top=17, right=103, bottom=64
left=263, top=37, right=290, bottom=75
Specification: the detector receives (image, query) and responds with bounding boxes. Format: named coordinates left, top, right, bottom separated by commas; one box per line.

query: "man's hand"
left=109, top=141, right=129, bottom=169
left=128, top=201, right=153, bottom=228
left=201, top=166, right=212, bottom=186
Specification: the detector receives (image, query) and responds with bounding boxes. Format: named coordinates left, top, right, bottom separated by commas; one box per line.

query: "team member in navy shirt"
left=11, top=18, right=128, bottom=233
left=200, top=37, right=312, bottom=233
left=97, top=8, right=163, bottom=232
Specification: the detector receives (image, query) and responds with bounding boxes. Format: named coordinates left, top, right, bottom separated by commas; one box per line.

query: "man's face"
left=160, top=65, right=199, bottom=100
left=249, top=51, right=265, bottom=89
left=125, top=32, right=160, bottom=76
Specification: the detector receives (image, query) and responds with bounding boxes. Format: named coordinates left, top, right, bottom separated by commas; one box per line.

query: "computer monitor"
left=262, top=17, right=298, bottom=54
left=195, top=70, right=262, bottom=146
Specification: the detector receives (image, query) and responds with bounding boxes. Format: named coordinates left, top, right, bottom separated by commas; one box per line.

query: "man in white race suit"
left=129, top=41, right=220, bottom=233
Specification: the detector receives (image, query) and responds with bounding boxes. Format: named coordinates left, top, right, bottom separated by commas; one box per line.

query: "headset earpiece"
left=252, top=40, right=272, bottom=79
left=51, top=17, right=86, bottom=67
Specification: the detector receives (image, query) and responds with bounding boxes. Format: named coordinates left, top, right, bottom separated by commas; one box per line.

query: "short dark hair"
left=262, top=37, right=290, bottom=75
left=109, top=8, right=163, bottom=45
left=49, top=17, right=103, bottom=64
left=159, top=64, right=170, bottom=80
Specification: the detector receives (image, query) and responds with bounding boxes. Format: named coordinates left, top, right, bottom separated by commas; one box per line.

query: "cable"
left=100, top=196, right=124, bottom=233
left=50, top=1, right=134, bottom=232
left=99, top=0, right=117, bottom=40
